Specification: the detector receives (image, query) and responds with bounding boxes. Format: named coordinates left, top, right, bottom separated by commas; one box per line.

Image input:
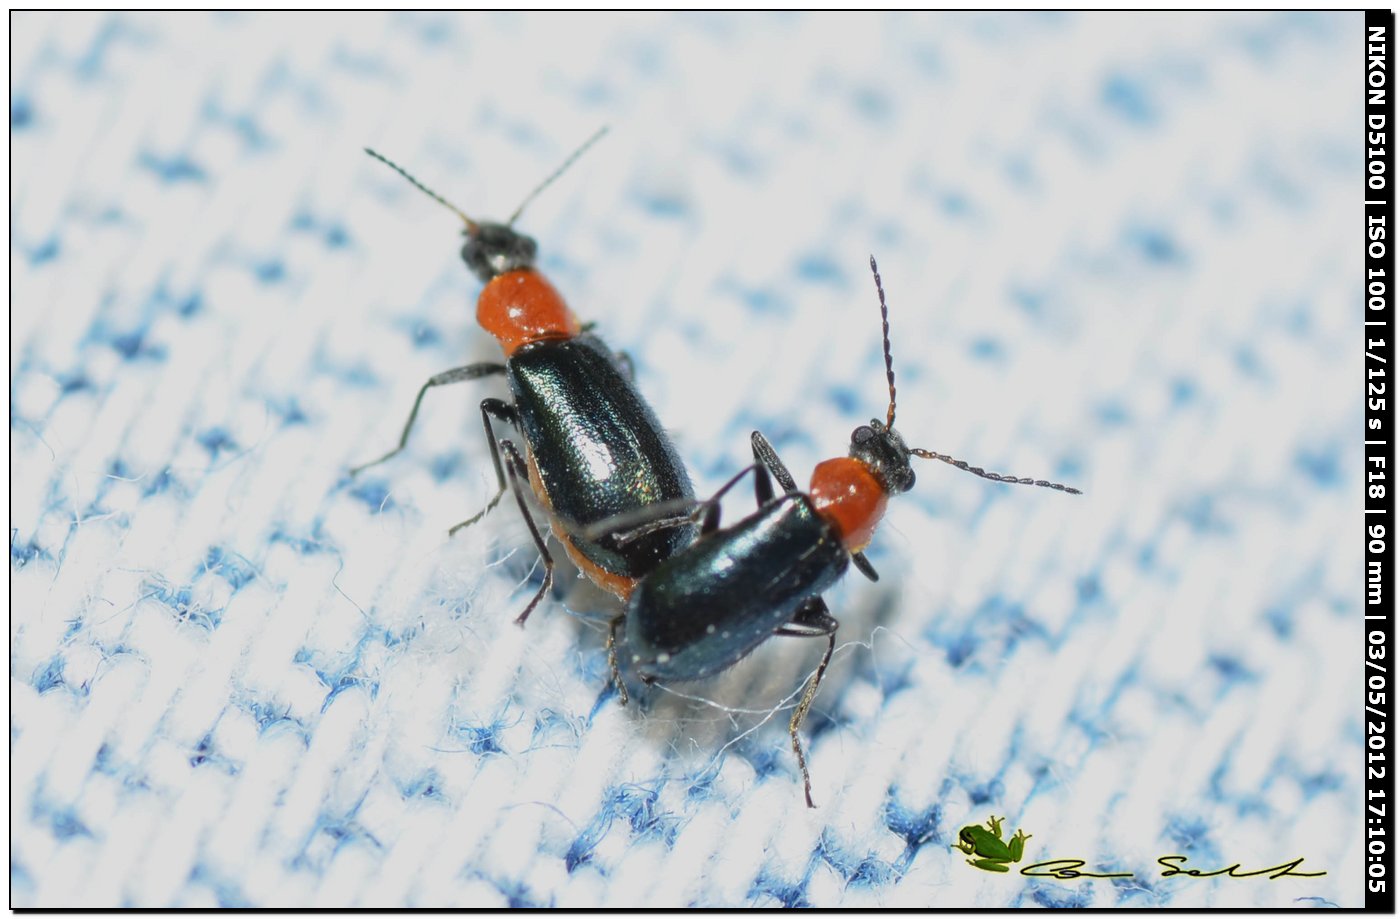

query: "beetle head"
left=849, top=419, right=916, bottom=495
left=460, top=222, right=538, bottom=282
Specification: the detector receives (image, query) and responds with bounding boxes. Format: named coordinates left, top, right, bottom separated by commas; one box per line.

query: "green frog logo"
left=953, top=815, right=1032, bottom=873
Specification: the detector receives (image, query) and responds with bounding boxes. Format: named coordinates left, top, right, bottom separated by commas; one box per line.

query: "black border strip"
left=1365, top=8, right=1395, bottom=913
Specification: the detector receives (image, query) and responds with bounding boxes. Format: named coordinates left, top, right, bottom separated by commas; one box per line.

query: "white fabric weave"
left=11, top=11, right=1362, bottom=907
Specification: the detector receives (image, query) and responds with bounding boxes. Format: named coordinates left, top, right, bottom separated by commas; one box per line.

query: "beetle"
left=595, top=255, right=1081, bottom=806
left=352, top=130, right=696, bottom=624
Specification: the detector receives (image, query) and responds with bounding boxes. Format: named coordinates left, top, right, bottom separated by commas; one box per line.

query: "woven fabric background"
left=11, top=12, right=1363, bottom=908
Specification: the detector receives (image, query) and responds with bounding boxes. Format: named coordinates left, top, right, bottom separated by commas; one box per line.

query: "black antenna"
left=869, top=255, right=1080, bottom=496
left=868, top=255, right=898, bottom=429
left=910, top=447, right=1082, bottom=494
left=507, top=126, right=609, bottom=227
left=364, top=148, right=479, bottom=233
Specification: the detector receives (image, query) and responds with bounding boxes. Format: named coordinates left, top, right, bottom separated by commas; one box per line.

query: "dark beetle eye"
left=852, top=425, right=874, bottom=444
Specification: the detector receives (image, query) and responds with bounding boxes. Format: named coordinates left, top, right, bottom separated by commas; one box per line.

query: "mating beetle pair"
left=356, top=138, right=1080, bottom=806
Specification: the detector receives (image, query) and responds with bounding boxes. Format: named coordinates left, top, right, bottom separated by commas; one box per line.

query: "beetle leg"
left=617, top=461, right=755, bottom=540
left=752, top=460, right=775, bottom=508
left=609, top=512, right=702, bottom=547
left=697, top=462, right=769, bottom=533
left=350, top=362, right=507, bottom=475
left=578, top=499, right=701, bottom=544
left=601, top=459, right=767, bottom=546
left=775, top=597, right=839, bottom=637
left=581, top=463, right=762, bottom=544
left=496, top=439, right=555, bottom=626
left=750, top=430, right=800, bottom=494
left=773, top=597, right=839, bottom=808
left=851, top=551, right=879, bottom=582
left=449, top=398, right=517, bottom=536
left=606, top=615, right=629, bottom=706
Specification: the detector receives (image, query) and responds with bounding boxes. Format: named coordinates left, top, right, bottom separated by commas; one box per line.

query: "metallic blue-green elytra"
left=508, top=333, right=697, bottom=580
left=625, top=494, right=848, bottom=681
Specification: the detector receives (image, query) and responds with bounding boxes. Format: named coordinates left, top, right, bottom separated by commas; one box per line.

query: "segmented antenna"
left=364, top=148, right=479, bottom=232
left=868, top=255, right=898, bottom=430
left=910, top=448, right=1082, bottom=494
left=866, top=255, right=1081, bottom=495
left=507, top=126, right=610, bottom=226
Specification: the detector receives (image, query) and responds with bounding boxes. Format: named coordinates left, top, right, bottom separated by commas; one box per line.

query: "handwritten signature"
left=1019, top=855, right=1326, bottom=881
